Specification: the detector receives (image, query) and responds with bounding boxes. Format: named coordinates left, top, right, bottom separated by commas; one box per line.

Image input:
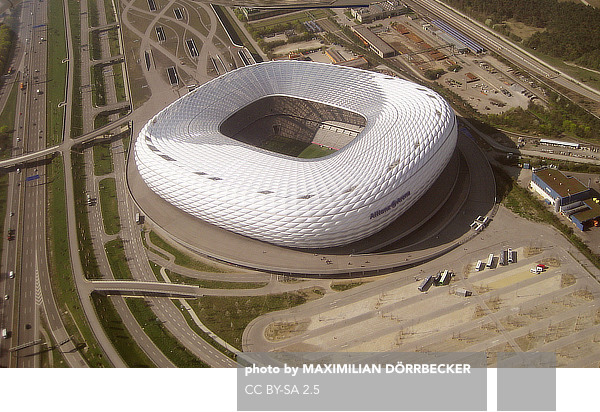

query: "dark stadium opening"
left=219, top=95, right=366, bottom=159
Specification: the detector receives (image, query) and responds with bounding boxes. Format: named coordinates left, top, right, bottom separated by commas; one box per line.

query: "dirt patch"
left=297, top=287, right=326, bottom=301
left=417, top=324, right=500, bottom=352
left=556, top=333, right=600, bottom=367
left=486, top=342, right=515, bottom=366
left=571, top=288, right=594, bottom=302
left=486, top=296, right=503, bottom=312
left=265, top=320, right=310, bottom=341
left=473, top=305, right=487, bottom=319
left=538, top=257, right=561, bottom=267
left=515, top=329, right=546, bottom=351
left=474, top=285, right=490, bottom=295
left=561, top=273, right=577, bottom=288
left=524, top=246, right=543, bottom=257
left=500, top=314, right=529, bottom=331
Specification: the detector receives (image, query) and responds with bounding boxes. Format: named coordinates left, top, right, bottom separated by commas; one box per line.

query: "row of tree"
left=442, top=0, right=600, bottom=70
left=0, top=24, right=14, bottom=75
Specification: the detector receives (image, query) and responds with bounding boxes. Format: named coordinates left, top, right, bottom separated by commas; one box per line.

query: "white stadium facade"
left=135, top=60, right=458, bottom=248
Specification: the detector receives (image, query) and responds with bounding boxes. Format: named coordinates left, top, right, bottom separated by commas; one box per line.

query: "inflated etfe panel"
left=135, top=61, right=457, bottom=248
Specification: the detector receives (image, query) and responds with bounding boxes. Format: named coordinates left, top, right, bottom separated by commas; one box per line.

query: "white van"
left=8, top=271, right=14, bottom=279
left=2, top=328, right=8, bottom=339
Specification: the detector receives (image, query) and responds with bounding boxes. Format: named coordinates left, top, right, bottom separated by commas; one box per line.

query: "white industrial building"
left=135, top=61, right=457, bottom=248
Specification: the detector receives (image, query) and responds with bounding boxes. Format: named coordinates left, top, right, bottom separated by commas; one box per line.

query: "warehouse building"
left=351, top=25, right=396, bottom=58
left=531, top=168, right=600, bottom=230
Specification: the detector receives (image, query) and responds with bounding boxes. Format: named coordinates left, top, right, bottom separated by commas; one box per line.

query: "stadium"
left=134, top=60, right=458, bottom=249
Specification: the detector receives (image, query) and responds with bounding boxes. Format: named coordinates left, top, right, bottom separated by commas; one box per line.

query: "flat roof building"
left=531, top=168, right=600, bottom=230
left=351, top=25, right=396, bottom=58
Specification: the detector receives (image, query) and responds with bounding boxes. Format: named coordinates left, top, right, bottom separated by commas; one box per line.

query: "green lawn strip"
left=91, top=292, right=155, bottom=367
left=91, top=64, right=106, bottom=107
left=330, top=281, right=366, bottom=292
left=87, top=0, right=99, bottom=27
left=46, top=0, right=67, bottom=145
left=165, top=269, right=267, bottom=289
left=40, top=314, right=68, bottom=367
left=104, top=0, right=117, bottom=24
left=107, top=27, right=120, bottom=56
left=98, top=177, right=120, bottom=235
left=72, top=151, right=101, bottom=279
left=94, top=113, right=109, bottom=129
left=298, top=144, right=336, bottom=159
left=68, top=0, right=83, bottom=137
left=174, top=300, right=238, bottom=361
left=149, top=231, right=224, bottom=272
left=141, top=231, right=170, bottom=260
left=104, top=237, right=132, bottom=279
left=125, top=297, right=209, bottom=367
left=188, top=288, right=325, bottom=349
left=47, top=156, right=110, bottom=366
left=149, top=260, right=162, bottom=280
left=0, top=80, right=18, bottom=158
left=89, top=31, right=102, bottom=61
left=111, top=63, right=126, bottom=102
left=496, top=167, right=600, bottom=271
left=92, top=141, right=113, bottom=175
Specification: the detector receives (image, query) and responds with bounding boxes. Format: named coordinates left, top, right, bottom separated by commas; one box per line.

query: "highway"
left=3, top=0, right=47, bottom=368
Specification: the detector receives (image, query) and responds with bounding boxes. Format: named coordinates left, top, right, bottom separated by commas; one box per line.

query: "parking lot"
left=245, top=207, right=600, bottom=367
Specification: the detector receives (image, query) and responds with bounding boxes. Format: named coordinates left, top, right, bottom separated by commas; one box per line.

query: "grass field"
left=330, top=281, right=366, bottom=292
left=68, top=3, right=83, bottom=136
left=91, top=64, right=106, bottom=107
left=68, top=0, right=83, bottom=137
left=257, top=136, right=335, bottom=158
left=91, top=293, right=155, bottom=367
left=187, top=287, right=325, bottom=348
left=165, top=270, right=268, bottom=289
left=93, top=142, right=113, bottom=175
left=524, top=46, right=600, bottom=92
left=104, top=0, right=116, bottom=24
left=149, top=231, right=224, bottom=272
left=98, top=177, right=120, bottom=234
left=72, top=151, right=101, bottom=279
left=298, top=144, right=336, bottom=158
left=112, top=63, right=126, bottom=102
left=0, top=80, right=17, bottom=158
left=47, top=156, right=109, bottom=366
left=46, top=0, right=67, bottom=145
left=261, top=135, right=311, bottom=157
left=94, top=113, right=109, bottom=129
left=105, top=237, right=132, bottom=279
left=125, top=297, right=209, bottom=367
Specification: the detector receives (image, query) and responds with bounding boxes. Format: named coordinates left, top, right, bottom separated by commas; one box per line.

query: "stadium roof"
left=135, top=61, right=457, bottom=248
